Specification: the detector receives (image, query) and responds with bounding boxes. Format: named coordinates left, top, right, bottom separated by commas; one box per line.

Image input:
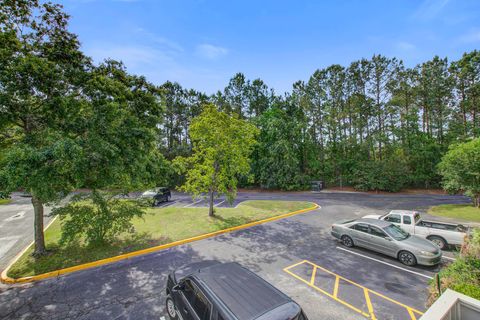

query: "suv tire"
left=166, top=295, right=178, bottom=320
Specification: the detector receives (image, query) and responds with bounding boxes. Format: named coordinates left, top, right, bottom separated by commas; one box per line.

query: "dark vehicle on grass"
left=331, top=218, right=442, bottom=266
left=140, top=187, right=171, bottom=206
left=165, top=261, right=309, bottom=320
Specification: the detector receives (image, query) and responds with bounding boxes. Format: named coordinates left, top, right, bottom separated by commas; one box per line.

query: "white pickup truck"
left=363, top=210, right=469, bottom=249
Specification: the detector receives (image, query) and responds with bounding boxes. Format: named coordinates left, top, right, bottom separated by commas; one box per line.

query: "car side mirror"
left=384, top=236, right=392, bottom=241
left=172, top=283, right=184, bottom=292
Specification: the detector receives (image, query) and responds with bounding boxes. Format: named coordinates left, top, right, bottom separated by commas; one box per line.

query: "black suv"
left=165, top=261, right=308, bottom=320
left=140, top=187, right=171, bottom=206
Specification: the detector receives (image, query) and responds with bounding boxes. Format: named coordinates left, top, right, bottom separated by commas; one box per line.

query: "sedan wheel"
left=341, top=235, right=354, bottom=247
left=166, top=296, right=178, bottom=320
left=398, top=251, right=417, bottom=266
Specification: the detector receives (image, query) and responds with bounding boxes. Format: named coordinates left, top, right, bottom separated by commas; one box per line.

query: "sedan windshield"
left=383, top=224, right=410, bottom=240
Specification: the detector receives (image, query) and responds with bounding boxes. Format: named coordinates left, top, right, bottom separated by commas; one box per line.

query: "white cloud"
left=459, top=30, right=480, bottom=43
left=396, top=41, right=416, bottom=51
left=412, top=0, right=450, bottom=20
left=84, top=43, right=227, bottom=93
left=133, top=27, right=184, bottom=53
left=86, top=45, right=172, bottom=68
left=195, top=44, right=228, bottom=60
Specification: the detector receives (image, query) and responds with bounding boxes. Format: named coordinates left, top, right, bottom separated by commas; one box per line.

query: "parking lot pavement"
left=0, top=195, right=53, bottom=272
left=0, top=191, right=471, bottom=320
left=161, top=197, right=234, bottom=208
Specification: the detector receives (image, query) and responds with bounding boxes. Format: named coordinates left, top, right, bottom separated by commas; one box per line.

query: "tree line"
left=159, top=53, right=480, bottom=192
left=2, top=0, right=479, bottom=255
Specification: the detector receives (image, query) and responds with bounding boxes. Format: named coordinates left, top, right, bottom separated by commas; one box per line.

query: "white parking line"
left=155, top=202, right=169, bottom=208
left=5, top=211, right=26, bottom=222
left=336, top=246, right=433, bottom=279
left=214, top=200, right=226, bottom=207
left=183, top=199, right=202, bottom=208
left=442, top=255, right=456, bottom=261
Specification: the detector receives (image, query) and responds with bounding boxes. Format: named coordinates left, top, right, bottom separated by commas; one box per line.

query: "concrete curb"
left=1, top=203, right=320, bottom=284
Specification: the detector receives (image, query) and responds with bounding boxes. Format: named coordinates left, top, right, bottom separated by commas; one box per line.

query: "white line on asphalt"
left=183, top=199, right=202, bottom=208
left=162, top=201, right=176, bottom=208
left=5, top=211, right=26, bottom=222
left=442, top=255, right=456, bottom=261
left=336, top=246, right=433, bottom=280
left=214, top=200, right=226, bottom=207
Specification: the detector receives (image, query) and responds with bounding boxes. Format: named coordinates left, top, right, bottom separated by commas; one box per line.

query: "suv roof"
left=190, top=262, right=299, bottom=320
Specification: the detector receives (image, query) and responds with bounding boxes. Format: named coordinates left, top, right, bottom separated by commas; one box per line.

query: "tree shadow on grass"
left=210, top=214, right=252, bottom=229
left=8, top=232, right=173, bottom=279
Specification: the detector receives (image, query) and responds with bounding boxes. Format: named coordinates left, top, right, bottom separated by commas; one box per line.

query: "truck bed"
left=418, top=220, right=467, bottom=232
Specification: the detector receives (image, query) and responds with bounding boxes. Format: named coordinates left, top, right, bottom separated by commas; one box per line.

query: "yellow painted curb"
left=1, top=202, right=320, bottom=284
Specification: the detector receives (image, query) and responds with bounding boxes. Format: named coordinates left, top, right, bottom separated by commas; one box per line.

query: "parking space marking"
left=441, top=255, right=456, bottom=261
left=183, top=199, right=202, bottom=208
left=336, top=247, right=433, bottom=280
left=284, top=260, right=424, bottom=320
left=5, top=211, right=26, bottom=222
left=214, top=200, right=226, bottom=207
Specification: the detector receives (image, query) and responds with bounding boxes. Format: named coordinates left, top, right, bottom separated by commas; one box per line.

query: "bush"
left=351, top=156, right=409, bottom=192
left=53, top=191, right=146, bottom=246
left=428, top=229, right=480, bottom=304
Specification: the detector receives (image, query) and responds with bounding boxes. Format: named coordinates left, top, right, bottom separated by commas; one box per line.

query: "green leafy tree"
left=438, top=138, right=480, bottom=207
left=254, top=101, right=309, bottom=190
left=0, top=1, right=168, bottom=254
left=0, top=0, right=88, bottom=256
left=174, top=105, right=258, bottom=216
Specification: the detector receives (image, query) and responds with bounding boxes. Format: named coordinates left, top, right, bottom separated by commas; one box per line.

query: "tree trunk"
left=32, top=196, right=47, bottom=256
left=208, top=190, right=215, bottom=217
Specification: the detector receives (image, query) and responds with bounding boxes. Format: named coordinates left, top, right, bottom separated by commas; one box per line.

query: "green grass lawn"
left=428, top=204, right=480, bottom=222
left=7, top=200, right=314, bottom=278
left=0, top=199, right=11, bottom=205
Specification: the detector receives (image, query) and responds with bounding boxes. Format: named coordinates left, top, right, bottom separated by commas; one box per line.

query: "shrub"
left=54, top=191, right=145, bottom=246
left=428, top=228, right=480, bottom=304
left=352, top=156, right=409, bottom=192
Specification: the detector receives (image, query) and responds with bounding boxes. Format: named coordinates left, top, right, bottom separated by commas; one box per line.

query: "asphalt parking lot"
left=0, top=191, right=471, bottom=320
left=0, top=194, right=53, bottom=271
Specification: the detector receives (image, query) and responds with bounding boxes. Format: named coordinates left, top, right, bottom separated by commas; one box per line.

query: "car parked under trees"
left=140, top=187, right=171, bottom=206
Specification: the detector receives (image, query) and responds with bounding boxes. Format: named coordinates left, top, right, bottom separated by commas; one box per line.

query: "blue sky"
left=63, top=0, right=480, bottom=94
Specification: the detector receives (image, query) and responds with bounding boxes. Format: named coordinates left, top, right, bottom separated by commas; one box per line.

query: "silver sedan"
left=331, top=218, right=442, bottom=266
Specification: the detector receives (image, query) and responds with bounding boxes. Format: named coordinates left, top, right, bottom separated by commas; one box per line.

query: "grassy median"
left=7, top=200, right=314, bottom=278
left=0, top=199, right=11, bottom=205
left=428, top=204, right=480, bottom=222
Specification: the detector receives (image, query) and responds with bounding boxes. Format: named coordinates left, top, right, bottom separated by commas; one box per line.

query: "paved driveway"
left=0, top=191, right=470, bottom=320
left=0, top=194, right=53, bottom=272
